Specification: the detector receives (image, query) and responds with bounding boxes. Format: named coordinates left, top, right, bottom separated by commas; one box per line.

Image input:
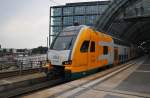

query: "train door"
left=88, top=41, right=96, bottom=67
left=114, top=47, right=119, bottom=65
left=88, top=31, right=97, bottom=70
left=79, top=40, right=90, bottom=70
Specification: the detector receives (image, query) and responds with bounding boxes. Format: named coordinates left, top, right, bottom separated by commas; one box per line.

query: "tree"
left=10, top=48, right=13, bottom=53
left=3, top=49, right=7, bottom=53
left=31, top=46, right=48, bottom=54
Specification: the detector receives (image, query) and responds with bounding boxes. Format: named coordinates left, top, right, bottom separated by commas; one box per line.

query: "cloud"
left=0, top=0, right=106, bottom=48
left=0, top=15, right=49, bottom=48
left=0, top=0, right=50, bottom=48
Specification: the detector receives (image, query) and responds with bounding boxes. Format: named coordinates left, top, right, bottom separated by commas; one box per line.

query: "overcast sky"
left=0, top=0, right=105, bottom=49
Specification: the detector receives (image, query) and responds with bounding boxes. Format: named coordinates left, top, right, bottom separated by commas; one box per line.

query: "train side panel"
left=98, top=33, right=114, bottom=67
left=65, top=28, right=114, bottom=79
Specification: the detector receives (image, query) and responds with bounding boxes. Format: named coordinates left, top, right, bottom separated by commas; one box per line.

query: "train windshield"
left=50, top=26, right=83, bottom=50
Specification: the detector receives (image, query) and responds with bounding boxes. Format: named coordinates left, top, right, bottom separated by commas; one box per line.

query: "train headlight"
left=62, top=60, right=72, bottom=65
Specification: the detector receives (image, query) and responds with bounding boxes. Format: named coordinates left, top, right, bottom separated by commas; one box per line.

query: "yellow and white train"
left=45, top=25, right=138, bottom=80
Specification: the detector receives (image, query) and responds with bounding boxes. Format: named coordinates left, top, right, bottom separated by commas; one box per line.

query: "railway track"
left=0, top=67, right=46, bottom=79
left=0, top=78, right=65, bottom=98
left=0, top=60, right=137, bottom=98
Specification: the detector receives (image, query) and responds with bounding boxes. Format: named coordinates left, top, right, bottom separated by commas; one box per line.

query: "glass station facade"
left=124, top=0, right=150, bottom=18
left=50, top=1, right=110, bottom=41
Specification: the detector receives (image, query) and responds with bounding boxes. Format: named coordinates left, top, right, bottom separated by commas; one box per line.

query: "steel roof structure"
left=95, top=0, right=150, bottom=51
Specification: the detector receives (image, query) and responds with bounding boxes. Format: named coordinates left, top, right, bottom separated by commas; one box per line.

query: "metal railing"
left=0, top=61, right=17, bottom=71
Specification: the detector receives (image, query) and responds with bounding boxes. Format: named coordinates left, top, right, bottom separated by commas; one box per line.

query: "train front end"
left=46, top=25, right=84, bottom=80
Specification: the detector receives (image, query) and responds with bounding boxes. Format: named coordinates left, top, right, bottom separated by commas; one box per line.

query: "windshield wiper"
left=68, top=37, right=73, bottom=49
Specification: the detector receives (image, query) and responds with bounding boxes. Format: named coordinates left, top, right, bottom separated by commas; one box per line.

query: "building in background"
left=49, top=1, right=110, bottom=43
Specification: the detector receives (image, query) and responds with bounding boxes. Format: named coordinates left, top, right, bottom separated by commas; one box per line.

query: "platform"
left=21, top=56, right=150, bottom=98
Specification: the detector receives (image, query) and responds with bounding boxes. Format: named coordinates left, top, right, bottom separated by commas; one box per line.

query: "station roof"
left=95, top=0, right=150, bottom=51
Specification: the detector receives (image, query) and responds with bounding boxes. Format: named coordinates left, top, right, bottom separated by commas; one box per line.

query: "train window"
left=80, top=40, right=90, bottom=52
left=103, top=46, right=108, bottom=55
left=90, top=41, right=95, bottom=52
